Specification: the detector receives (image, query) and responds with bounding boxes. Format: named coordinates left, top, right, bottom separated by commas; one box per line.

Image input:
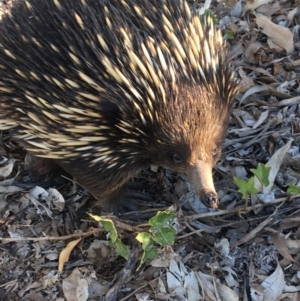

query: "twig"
left=182, top=194, right=300, bottom=222
left=0, top=228, right=101, bottom=243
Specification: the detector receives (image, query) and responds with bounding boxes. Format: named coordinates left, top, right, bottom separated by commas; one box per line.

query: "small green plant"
left=233, top=176, right=258, bottom=200
left=89, top=208, right=177, bottom=269
left=136, top=209, right=176, bottom=269
left=136, top=232, right=157, bottom=269
left=233, top=163, right=271, bottom=200
left=287, top=184, right=300, bottom=195
left=225, top=30, right=234, bottom=39
left=88, top=214, right=129, bottom=260
left=250, top=163, right=270, bottom=187
left=234, top=162, right=300, bottom=199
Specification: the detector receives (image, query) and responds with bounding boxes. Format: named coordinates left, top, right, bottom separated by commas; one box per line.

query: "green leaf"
left=287, top=184, right=300, bottom=195
left=225, top=30, right=234, bottom=39
left=136, top=232, right=157, bottom=269
left=99, top=218, right=118, bottom=242
left=233, top=176, right=258, bottom=200
left=110, top=238, right=128, bottom=260
left=148, top=211, right=176, bottom=246
left=88, top=213, right=128, bottom=259
left=136, top=232, right=153, bottom=250
left=88, top=213, right=118, bottom=242
left=250, top=163, right=271, bottom=187
left=88, top=212, right=102, bottom=222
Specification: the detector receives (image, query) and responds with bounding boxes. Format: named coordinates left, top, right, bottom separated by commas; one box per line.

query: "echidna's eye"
left=172, top=153, right=182, bottom=164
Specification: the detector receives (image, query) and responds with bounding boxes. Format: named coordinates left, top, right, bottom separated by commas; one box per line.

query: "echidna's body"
left=0, top=0, right=238, bottom=208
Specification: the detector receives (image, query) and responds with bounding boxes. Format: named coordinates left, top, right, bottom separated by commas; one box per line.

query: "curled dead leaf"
left=58, top=238, right=83, bottom=271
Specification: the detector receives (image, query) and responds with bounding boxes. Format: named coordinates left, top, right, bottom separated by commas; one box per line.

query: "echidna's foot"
left=105, top=198, right=138, bottom=216
left=120, top=190, right=153, bottom=212
left=17, top=155, right=68, bottom=189
left=23, top=155, right=66, bottom=182
left=126, top=181, right=153, bottom=202
left=100, top=183, right=152, bottom=215
left=127, top=190, right=152, bottom=202
left=117, top=194, right=153, bottom=215
left=112, top=200, right=138, bottom=214
left=122, top=182, right=153, bottom=212
left=126, top=181, right=144, bottom=191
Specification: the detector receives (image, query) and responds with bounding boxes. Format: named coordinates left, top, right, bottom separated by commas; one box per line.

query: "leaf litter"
left=1, top=0, right=300, bottom=300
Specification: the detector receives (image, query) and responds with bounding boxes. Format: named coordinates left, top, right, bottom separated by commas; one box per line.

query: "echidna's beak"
left=186, top=160, right=219, bottom=209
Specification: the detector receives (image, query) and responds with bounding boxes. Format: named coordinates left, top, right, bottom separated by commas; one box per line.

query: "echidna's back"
left=0, top=0, right=210, bottom=145
left=0, top=0, right=168, bottom=131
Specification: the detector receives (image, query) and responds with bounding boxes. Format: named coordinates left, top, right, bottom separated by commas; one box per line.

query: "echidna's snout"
left=202, top=192, right=219, bottom=209
left=186, top=160, right=219, bottom=209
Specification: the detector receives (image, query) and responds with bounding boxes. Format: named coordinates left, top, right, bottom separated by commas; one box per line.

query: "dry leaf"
left=287, top=7, right=298, bottom=22
left=47, top=188, right=65, bottom=211
left=243, top=0, right=273, bottom=12
left=58, top=238, right=82, bottom=271
left=256, top=14, right=294, bottom=54
left=254, top=139, right=292, bottom=193
left=272, top=232, right=295, bottom=263
left=261, top=262, right=285, bottom=301
left=216, top=282, right=239, bottom=301
left=62, top=268, right=88, bottom=301
left=0, top=158, right=16, bottom=178
left=244, top=43, right=263, bottom=61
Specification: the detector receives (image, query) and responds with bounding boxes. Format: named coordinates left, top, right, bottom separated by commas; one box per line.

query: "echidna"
left=0, top=0, right=238, bottom=209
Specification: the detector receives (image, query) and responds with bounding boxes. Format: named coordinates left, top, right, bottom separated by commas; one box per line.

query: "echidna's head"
left=138, top=81, right=233, bottom=208
left=92, top=7, right=239, bottom=208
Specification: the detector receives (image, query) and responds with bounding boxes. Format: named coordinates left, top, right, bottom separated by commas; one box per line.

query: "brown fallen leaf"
left=243, top=0, right=273, bottom=12
left=272, top=232, right=296, bottom=264
left=256, top=14, right=294, bottom=54
left=58, top=238, right=83, bottom=271
left=62, top=268, right=89, bottom=301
